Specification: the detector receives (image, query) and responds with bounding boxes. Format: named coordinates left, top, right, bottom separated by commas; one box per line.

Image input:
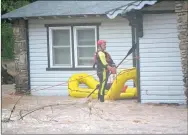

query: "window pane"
left=77, top=47, right=95, bottom=57
left=78, top=59, right=93, bottom=66
left=53, top=48, right=71, bottom=65
left=77, top=47, right=95, bottom=66
left=52, top=30, right=70, bottom=46
left=77, top=29, right=95, bottom=46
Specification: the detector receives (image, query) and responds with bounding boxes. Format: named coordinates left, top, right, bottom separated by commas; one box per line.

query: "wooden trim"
left=97, top=25, right=99, bottom=41
left=47, top=27, right=50, bottom=68
left=141, top=10, right=175, bottom=14
left=44, top=23, right=101, bottom=27
left=71, top=26, right=75, bottom=68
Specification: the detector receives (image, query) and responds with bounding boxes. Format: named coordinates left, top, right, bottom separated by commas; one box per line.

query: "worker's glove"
left=107, top=66, right=117, bottom=74
left=111, top=67, right=117, bottom=74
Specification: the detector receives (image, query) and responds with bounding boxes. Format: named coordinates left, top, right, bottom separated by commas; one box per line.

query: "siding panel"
left=141, top=90, right=185, bottom=95
left=141, top=62, right=182, bottom=67
left=140, top=57, right=181, bottom=62
left=140, top=81, right=183, bottom=86
left=141, top=100, right=186, bottom=104
left=140, top=13, right=185, bottom=104
left=141, top=76, right=182, bottom=81
left=141, top=95, right=186, bottom=100
left=28, top=17, right=133, bottom=96
left=140, top=67, right=182, bottom=72
left=144, top=28, right=178, bottom=34
left=140, top=86, right=184, bottom=91
left=140, top=71, right=182, bottom=77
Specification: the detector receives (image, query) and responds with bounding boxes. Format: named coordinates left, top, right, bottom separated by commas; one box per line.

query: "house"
left=2, top=0, right=187, bottom=104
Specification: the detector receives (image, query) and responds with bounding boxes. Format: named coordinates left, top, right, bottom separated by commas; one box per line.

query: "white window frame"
left=49, top=26, right=72, bottom=68
left=73, top=26, right=97, bottom=68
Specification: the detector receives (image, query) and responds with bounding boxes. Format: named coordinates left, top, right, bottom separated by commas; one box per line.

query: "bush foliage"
left=1, top=0, right=35, bottom=60
left=1, top=22, right=14, bottom=60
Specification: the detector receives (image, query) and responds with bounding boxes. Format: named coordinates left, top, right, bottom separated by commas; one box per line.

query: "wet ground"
left=1, top=84, right=188, bottom=134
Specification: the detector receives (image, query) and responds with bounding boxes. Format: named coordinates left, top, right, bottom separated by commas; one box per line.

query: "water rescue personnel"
left=93, top=40, right=117, bottom=102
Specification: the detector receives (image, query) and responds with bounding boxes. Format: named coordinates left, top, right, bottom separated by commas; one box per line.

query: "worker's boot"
left=99, top=95, right=104, bottom=102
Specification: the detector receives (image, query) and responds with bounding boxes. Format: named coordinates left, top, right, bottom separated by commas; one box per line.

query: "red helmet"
left=97, top=40, right=106, bottom=46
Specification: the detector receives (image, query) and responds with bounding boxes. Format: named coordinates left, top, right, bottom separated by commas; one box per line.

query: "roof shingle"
left=2, top=1, right=135, bottom=19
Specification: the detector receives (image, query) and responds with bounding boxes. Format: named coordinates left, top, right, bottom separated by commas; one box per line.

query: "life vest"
left=93, top=51, right=115, bottom=69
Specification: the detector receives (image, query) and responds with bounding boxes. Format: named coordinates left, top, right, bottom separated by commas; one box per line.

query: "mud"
left=2, top=85, right=188, bottom=134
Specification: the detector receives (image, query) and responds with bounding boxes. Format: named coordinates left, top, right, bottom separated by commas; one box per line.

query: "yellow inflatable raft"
left=68, top=67, right=137, bottom=100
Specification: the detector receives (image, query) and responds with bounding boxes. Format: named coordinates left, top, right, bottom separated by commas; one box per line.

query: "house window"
left=74, top=26, right=97, bottom=67
left=47, top=24, right=99, bottom=70
left=49, top=27, right=72, bottom=68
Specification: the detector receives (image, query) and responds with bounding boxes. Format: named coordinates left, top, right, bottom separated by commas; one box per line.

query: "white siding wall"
left=140, top=13, right=186, bottom=104
left=142, top=1, right=175, bottom=11
left=28, top=16, right=133, bottom=96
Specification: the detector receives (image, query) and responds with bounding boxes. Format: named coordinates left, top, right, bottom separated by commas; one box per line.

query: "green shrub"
left=1, top=22, right=14, bottom=60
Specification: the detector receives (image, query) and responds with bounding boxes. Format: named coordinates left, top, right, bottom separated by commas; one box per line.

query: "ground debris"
left=133, top=120, right=141, bottom=123
left=2, top=118, right=14, bottom=123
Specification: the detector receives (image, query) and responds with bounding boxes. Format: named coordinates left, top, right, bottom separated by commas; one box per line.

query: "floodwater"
left=2, top=84, right=188, bottom=134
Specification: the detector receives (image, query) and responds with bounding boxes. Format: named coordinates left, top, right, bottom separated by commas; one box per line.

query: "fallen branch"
left=7, top=95, right=25, bottom=121
left=18, top=102, right=78, bottom=120
left=19, top=110, right=23, bottom=120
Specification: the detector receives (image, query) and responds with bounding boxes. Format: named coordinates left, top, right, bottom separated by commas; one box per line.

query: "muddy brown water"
left=2, top=84, right=188, bottom=134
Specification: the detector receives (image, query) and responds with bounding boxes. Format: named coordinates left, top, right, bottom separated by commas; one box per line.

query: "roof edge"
left=1, top=14, right=107, bottom=20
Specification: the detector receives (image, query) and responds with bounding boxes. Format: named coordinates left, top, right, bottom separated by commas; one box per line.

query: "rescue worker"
left=93, top=40, right=117, bottom=102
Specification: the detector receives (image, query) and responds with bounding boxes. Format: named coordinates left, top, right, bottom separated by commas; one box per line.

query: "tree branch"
left=18, top=102, right=77, bottom=120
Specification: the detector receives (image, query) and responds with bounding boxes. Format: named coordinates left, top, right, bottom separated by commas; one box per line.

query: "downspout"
left=135, top=11, right=142, bottom=102
left=132, top=26, right=136, bottom=67
left=124, top=13, right=136, bottom=87
left=126, top=11, right=143, bottom=102
left=25, top=19, right=31, bottom=92
left=131, top=21, right=136, bottom=87
left=135, top=26, right=141, bottom=102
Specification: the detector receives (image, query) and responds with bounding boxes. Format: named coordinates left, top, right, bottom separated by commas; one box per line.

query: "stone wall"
left=12, top=19, right=29, bottom=93
left=175, top=1, right=188, bottom=105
